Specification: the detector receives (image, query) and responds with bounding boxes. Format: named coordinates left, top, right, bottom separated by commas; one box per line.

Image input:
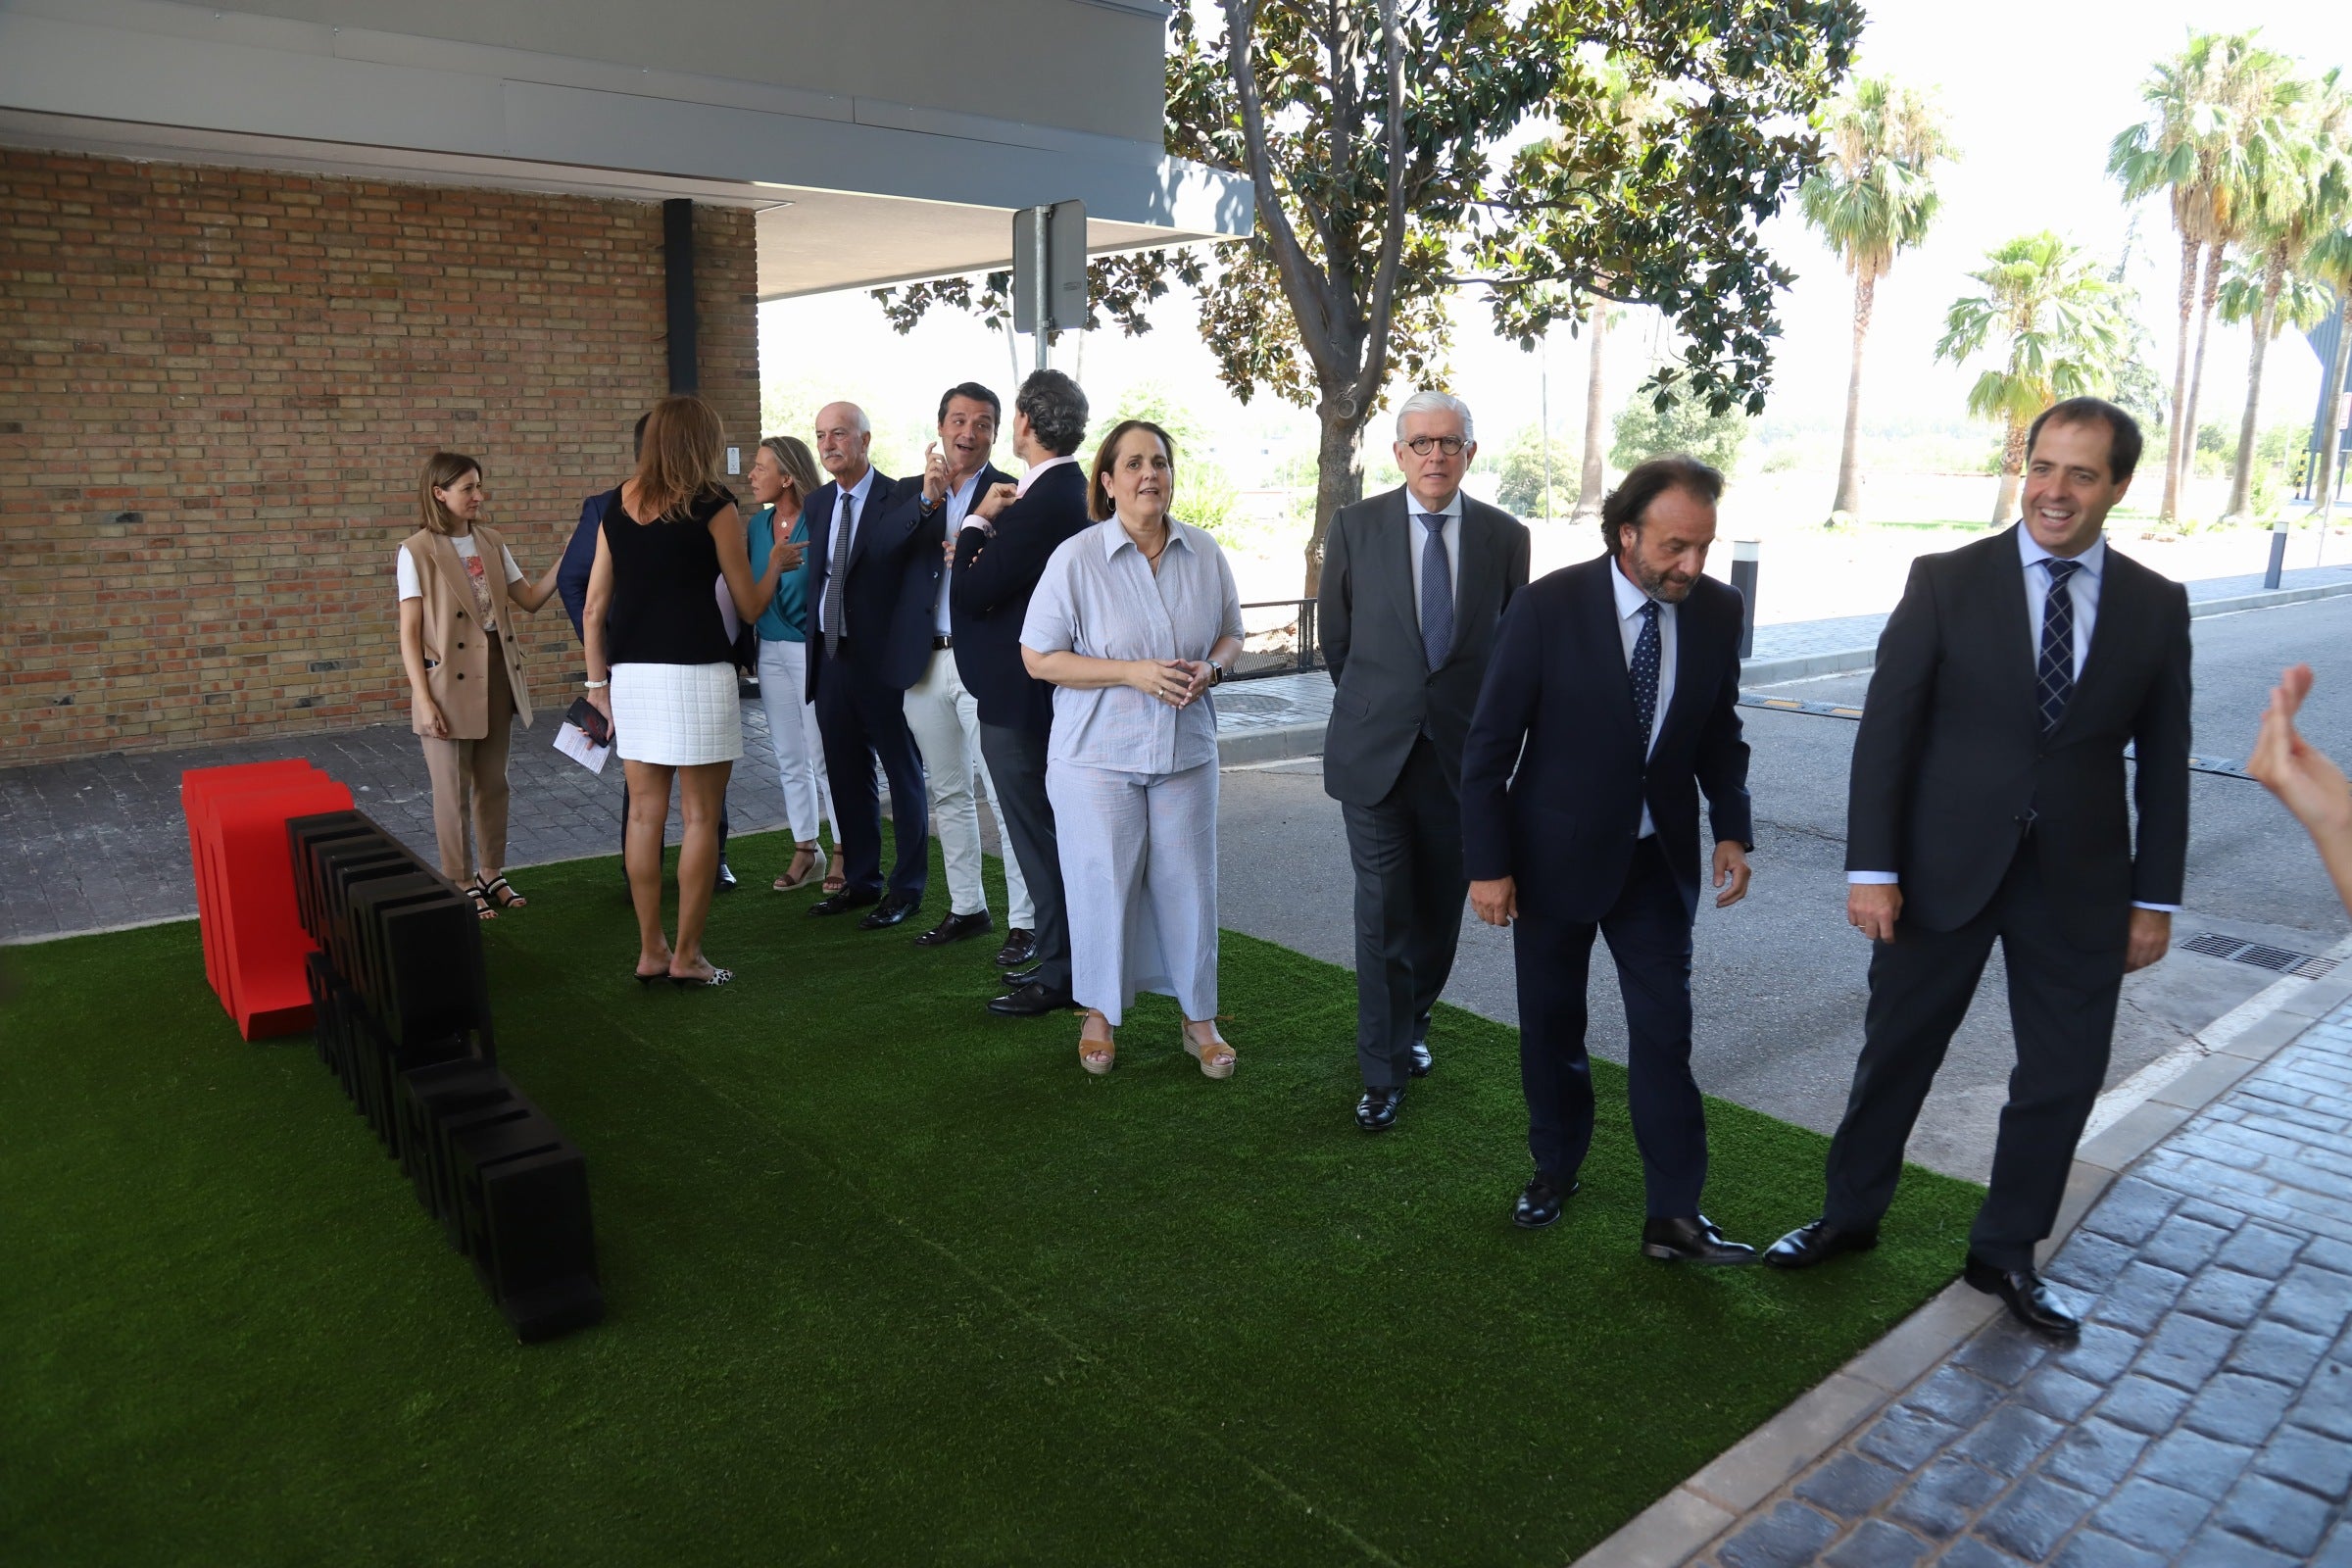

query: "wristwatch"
left=1207, top=660, right=1225, bottom=687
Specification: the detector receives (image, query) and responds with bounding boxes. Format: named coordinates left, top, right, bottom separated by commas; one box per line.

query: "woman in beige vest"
left=397, top=451, right=563, bottom=917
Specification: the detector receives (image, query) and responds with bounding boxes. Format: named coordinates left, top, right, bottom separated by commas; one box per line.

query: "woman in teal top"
left=746, top=434, right=839, bottom=894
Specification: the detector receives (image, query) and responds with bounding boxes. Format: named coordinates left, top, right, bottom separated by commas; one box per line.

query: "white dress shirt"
left=1609, top=558, right=1676, bottom=840
left=1404, top=486, right=1464, bottom=628
left=1848, top=527, right=2175, bottom=912
left=933, top=469, right=982, bottom=633
left=815, top=466, right=877, bottom=638
left=1015, top=452, right=1079, bottom=500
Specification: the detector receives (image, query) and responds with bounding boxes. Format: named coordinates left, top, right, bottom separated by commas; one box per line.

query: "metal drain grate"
left=2183, top=933, right=2337, bottom=979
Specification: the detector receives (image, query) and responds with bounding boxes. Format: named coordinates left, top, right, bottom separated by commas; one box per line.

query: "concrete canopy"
left=0, top=0, right=1252, bottom=298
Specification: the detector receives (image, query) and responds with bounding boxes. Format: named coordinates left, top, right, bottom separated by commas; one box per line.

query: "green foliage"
left=1494, top=423, right=1579, bottom=517
left=1611, top=390, right=1749, bottom=475
left=1936, top=232, right=2128, bottom=440
left=1089, top=384, right=1244, bottom=542
left=1800, top=76, right=1954, bottom=285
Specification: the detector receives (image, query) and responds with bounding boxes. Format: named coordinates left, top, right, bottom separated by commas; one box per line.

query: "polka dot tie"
left=2037, top=558, right=2080, bottom=737
left=1418, top=514, right=1454, bottom=670
left=1631, top=599, right=1662, bottom=758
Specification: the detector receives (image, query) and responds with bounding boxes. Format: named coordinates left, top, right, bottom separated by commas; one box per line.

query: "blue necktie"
left=1631, top=600, right=1661, bottom=758
left=2036, top=558, right=2081, bottom=736
left=1418, top=514, right=1453, bottom=669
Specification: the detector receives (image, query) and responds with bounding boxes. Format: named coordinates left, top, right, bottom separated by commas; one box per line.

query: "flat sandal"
left=483, top=874, right=527, bottom=910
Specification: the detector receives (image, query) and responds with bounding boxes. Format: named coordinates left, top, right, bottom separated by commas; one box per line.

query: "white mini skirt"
left=610, top=662, right=743, bottom=765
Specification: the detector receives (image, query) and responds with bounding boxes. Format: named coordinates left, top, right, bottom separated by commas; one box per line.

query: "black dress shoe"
left=858, top=894, right=921, bottom=930
left=714, top=860, right=738, bottom=893
left=914, top=909, right=993, bottom=948
left=1408, top=1039, right=1433, bottom=1078
left=1641, top=1214, right=1759, bottom=1265
left=808, top=887, right=881, bottom=917
left=1763, top=1217, right=1882, bottom=1270
left=1511, top=1173, right=1580, bottom=1229
left=995, top=928, right=1037, bottom=969
left=987, top=980, right=1075, bottom=1017
left=1355, top=1084, right=1404, bottom=1131
left=1000, top=965, right=1043, bottom=990
left=1965, top=1254, right=2082, bottom=1337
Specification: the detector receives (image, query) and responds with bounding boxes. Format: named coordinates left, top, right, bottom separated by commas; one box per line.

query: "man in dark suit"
left=951, top=369, right=1095, bottom=1016
left=895, top=382, right=1024, bottom=955
left=1320, top=390, right=1531, bottom=1131
left=1766, top=398, right=2190, bottom=1338
left=802, top=400, right=932, bottom=928
left=1461, top=455, right=1757, bottom=1262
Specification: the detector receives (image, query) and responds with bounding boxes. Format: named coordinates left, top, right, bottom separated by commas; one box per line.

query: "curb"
left=1215, top=719, right=1325, bottom=767
left=1568, top=958, right=2352, bottom=1568
left=1738, top=575, right=2352, bottom=690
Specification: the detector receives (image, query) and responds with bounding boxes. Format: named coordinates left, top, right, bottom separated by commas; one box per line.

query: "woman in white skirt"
left=583, top=395, right=789, bottom=987
left=1020, top=418, right=1246, bottom=1077
left=744, top=434, right=839, bottom=893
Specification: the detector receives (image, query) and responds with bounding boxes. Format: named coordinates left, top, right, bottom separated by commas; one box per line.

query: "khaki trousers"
left=418, top=631, right=515, bottom=883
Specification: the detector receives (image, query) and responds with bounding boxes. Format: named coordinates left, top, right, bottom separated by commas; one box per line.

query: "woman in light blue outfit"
left=746, top=435, right=839, bottom=893
left=1021, top=419, right=1246, bottom=1079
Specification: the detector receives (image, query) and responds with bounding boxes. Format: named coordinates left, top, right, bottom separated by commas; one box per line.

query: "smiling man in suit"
left=1765, top=398, right=2189, bottom=1339
left=1320, top=390, right=1530, bottom=1131
left=1461, top=455, right=1757, bottom=1261
left=803, top=401, right=932, bottom=928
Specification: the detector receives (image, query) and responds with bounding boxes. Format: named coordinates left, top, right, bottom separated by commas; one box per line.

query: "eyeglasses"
left=1403, top=436, right=1468, bottom=457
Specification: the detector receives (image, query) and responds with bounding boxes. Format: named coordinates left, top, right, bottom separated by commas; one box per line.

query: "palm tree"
left=1936, top=233, right=2129, bottom=525
left=2223, top=74, right=2349, bottom=520
left=1800, top=77, right=1953, bottom=525
left=2110, top=32, right=2296, bottom=521
left=2306, top=229, right=2352, bottom=524
left=1570, top=305, right=1616, bottom=519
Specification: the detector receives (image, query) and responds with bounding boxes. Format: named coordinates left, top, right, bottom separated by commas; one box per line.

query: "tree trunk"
left=1831, top=270, right=1875, bottom=522
left=2317, top=298, right=2352, bottom=526
left=2226, top=258, right=2286, bottom=520
left=1303, top=401, right=1366, bottom=597
left=2180, top=240, right=2226, bottom=511
left=2160, top=232, right=2199, bottom=525
left=1572, top=308, right=1609, bottom=519
left=1991, top=416, right=2030, bottom=525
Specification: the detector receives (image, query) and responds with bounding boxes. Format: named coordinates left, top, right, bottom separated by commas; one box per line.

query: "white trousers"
left=904, top=649, right=1032, bottom=924
left=1048, top=759, right=1219, bottom=1027
left=755, top=637, right=835, bottom=845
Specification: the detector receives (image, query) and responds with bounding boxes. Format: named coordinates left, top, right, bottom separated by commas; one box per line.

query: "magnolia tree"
left=877, top=0, right=1859, bottom=594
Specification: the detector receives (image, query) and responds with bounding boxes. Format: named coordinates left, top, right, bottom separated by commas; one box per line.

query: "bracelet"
left=583, top=678, right=609, bottom=690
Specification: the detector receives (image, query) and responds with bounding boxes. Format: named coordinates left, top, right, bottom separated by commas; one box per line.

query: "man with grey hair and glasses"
left=1318, top=389, right=1531, bottom=1130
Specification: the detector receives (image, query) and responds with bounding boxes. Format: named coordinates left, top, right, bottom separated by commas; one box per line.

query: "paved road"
left=1217, top=593, right=2352, bottom=1185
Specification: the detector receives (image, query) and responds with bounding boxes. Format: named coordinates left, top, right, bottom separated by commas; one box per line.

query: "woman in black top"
left=583, top=395, right=788, bottom=987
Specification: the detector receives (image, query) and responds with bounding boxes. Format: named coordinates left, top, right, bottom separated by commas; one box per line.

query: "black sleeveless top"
left=602, top=484, right=738, bottom=666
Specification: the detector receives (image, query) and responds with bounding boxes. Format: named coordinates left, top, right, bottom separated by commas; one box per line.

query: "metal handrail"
left=1234, top=597, right=1321, bottom=677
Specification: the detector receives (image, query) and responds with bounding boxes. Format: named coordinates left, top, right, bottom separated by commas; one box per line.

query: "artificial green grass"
left=1, top=832, right=1984, bottom=1566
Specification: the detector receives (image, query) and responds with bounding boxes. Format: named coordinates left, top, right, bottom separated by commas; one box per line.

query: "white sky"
left=760, top=0, right=2352, bottom=481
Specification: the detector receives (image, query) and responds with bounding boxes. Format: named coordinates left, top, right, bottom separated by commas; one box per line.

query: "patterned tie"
left=1418, top=514, right=1454, bottom=669
left=1630, top=599, right=1662, bottom=758
left=822, top=491, right=854, bottom=657
left=2036, top=558, right=2081, bottom=736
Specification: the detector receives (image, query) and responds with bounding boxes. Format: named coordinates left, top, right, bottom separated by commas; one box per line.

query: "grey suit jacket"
left=1317, top=485, right=1532, bottom=806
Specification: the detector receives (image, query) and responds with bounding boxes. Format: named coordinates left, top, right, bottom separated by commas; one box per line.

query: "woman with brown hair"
left=745, top=434, right=839, bottom=894
left=583, top=395, right=787, bottom=987
left=397, top=451, right=563, bottom=918
left=1020, top=418, right=1246, bottom=1077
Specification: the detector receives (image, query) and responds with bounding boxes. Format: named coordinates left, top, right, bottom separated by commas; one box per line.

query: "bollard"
left=2266, top=518, right=2290, bottom=591
left=1730, top=540, right=1760, bottom=661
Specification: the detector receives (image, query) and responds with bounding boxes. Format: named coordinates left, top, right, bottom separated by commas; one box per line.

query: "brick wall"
left=0, top=148, right=760, bottom=764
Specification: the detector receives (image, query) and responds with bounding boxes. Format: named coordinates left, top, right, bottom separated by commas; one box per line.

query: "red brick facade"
left=0, top=148, right=760, bottom=763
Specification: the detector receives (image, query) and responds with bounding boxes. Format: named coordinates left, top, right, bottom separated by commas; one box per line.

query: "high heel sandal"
left=464, top=880, right=497, bottom=921
left=1078, top=1012, right=1116, bottom=1075
left=774, top=844, right=827, bottom=892
left=1182, top=1021, right=1236, bottom=1080
left=482, top=874, right=527, bottom=910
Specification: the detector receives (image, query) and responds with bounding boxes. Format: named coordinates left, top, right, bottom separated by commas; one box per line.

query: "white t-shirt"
left=397, top=535, right=522, bottom=628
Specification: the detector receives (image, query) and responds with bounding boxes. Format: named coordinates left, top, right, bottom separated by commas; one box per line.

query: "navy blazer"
left=800, top=469, right=927, bottom=698
left=556, top=488, right=615, bottom=643
left=883, top=462, right=1012, bottom=692
left=1845, top=525, right=2190, bottom=949
left=949, top=461, right=1093, bottom=736
left=1460, top=554, right=1754, bottom=924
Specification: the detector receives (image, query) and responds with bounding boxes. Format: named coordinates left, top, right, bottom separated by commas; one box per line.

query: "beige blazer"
left=401, top=525, right=535, bottom=739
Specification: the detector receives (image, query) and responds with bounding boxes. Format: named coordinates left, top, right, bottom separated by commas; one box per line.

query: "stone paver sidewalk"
left=1677, top=1004, right=2352, bottom=1568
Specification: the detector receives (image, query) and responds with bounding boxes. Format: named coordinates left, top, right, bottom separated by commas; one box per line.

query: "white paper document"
left=554, top=720, right=612, bottom=775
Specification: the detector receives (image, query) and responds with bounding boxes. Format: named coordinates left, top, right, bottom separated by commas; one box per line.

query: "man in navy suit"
left=1461, top=455, right=1758, bottom=1261
left=802, top=401, right=932, bottom=927
left=951, top=369, right=1096, bottom=1016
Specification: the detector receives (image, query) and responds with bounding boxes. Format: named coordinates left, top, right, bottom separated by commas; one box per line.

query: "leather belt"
left=932, top=635, right=954, bottom=651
